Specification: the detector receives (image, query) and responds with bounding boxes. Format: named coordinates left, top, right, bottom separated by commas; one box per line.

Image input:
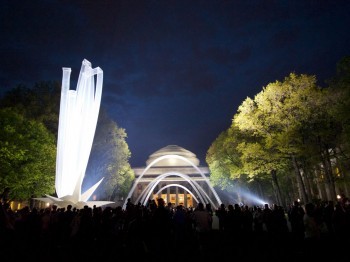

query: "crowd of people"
left=1, top=196, right=350, bottom=261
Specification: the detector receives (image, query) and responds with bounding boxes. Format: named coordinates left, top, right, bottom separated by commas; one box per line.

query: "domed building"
left=125, top=145, right=222, bottom=209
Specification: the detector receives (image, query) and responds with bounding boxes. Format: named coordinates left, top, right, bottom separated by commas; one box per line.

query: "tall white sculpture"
left=35, top=59, right=113, bottom=209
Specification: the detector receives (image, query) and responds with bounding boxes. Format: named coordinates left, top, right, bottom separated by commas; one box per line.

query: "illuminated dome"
left=146, top=145, right=200, bottom=167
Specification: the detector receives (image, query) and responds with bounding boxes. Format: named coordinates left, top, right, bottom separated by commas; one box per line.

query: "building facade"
left=127, top=145, right=222, bottom=210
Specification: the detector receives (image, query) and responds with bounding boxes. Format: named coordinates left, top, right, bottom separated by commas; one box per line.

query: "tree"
left=0, top=81, right=61, bottom=136
left=206, top=129, right=239, bottom=190
left=208, top=59, right=350, bottom=204
left=234, top=74, right=323, bottom=203
left=327, top=56, right=350, bottom=196
left=0, top=108, right=56, bottom=201
left=207, top=123, right=277, bottom=204
left=85, top=109, right=135, bottom=202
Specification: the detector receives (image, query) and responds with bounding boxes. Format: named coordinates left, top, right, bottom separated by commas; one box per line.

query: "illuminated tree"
left=207, top=125, right=279, bottom=204
left=209, top=58, right=350, bottom=204
left=0, top=108, right=56, bottom=201
left=206, top=129, right=238, bottom=190
left=86, top=109, right=135, bottom=202
left=234, top=73, right=329, bottom=203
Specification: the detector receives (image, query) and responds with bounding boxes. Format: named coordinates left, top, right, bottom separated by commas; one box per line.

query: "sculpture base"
left=33, top=194, right=114, bottom=209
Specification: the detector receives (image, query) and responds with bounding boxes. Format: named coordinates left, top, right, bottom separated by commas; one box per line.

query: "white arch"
left=123, top=154, right=222, bottom=209
left=143, top=172, right=217, bottom=209
left=152, top=184, right=200, bottom=206
left=137, top=172, right=206, bottom=204
left=137, top=172, right=206, bottom=205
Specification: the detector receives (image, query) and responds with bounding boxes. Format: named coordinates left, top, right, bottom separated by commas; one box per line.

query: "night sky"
left=1, top=0, right=350, bottom=167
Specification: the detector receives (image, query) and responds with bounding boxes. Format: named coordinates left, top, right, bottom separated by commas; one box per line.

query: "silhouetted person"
left=252, top=206, right=264, bottom=234
left=303, top=203, right=321, bottom=258
left=241, top=205, right=253, bottom=235
left=332, top=202, right=348, bottom=244
left=205, top=203, right=213, bottom=229
left=288, top=201, right=305, bottom=242
left=216, top=203, right=227, bottom=232
left=150, top=198, right=172, bottom=257
left=192, top=202, right=212, bottom=253
left=172, top=205, right=187, bottom=250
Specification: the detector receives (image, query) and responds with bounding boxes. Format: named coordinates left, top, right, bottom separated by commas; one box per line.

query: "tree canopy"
left=207, top=58, right=350, bottom=205
left=85, top=109, right=135, bottom=202
left=0, top=108, right=56, bottom=201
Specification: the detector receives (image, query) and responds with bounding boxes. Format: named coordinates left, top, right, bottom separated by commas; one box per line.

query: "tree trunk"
left=270, top=169, right=283, bottom=206
left=321, top=148, right=337, bottom=202
left=291, top=155, right=308, bottom=204
left=287, top=175, right=296, bottom=205
left=315, top=168, right=327, bottom=201
left=303, top=169, right=315, bottom=200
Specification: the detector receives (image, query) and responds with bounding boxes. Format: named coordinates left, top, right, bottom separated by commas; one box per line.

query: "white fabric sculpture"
left=35, top=59, right=114, bottom=209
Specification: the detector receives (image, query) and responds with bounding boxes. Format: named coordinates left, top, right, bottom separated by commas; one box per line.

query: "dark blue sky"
left=1, top=0, right=350, bottom=167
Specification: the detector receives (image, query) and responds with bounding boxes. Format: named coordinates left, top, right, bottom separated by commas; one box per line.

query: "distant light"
left=297, top=198, right=300, bottom=202
left=46, top=202, right=50, bottom=207
left=337, top=195, right=341, bottom=199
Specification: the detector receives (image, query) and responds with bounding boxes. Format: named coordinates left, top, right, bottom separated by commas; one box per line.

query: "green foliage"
left=208, top=58, right=350, bottom=203
left=327, top=56, right=350, bottom=177
left=207, top=130, right=235, bottom=189
left=0, top=108, right=56, bottom=201
left=206, top=124, right=255, bottom=189
left=0, top=81, right=61, bottom=136
left=86, top=109, right=135, bottom=201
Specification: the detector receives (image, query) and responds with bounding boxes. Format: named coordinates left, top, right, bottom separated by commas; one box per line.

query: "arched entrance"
left=124, top=145, right=222, bottom=209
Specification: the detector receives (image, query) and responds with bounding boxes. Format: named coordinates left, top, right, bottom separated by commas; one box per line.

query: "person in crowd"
left=215, top=203, right=227, bottom=232
left=192, top=202, right=212, bottom=252
left=288, top=200, right=305, bottom=241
